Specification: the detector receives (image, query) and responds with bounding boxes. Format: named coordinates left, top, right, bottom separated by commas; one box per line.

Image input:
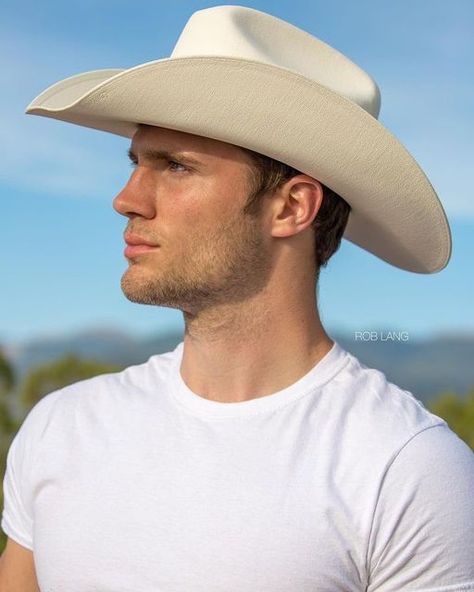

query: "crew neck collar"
left=167, top=340, right=349, bottom=418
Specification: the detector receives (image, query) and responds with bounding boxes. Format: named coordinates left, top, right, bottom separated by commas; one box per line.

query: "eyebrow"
left=127, top=147, right=204, bottom=167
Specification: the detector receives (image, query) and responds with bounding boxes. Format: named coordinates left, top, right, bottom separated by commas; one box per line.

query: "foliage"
left=0, top=349, right=15, bottom=397
left=427, top=389, right=474, bottom=450
left=19, top=354, right=121, bottom=410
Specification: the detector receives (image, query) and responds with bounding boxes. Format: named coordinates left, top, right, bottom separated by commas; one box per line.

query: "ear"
left=270, top=175, right=324, bottom=239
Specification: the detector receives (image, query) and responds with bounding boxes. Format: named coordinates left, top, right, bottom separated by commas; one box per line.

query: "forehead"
left=131, top=124, right=251, bottom=164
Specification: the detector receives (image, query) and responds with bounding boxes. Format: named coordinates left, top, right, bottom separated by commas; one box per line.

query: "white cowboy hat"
left=25, top=5, right=451, bottom=273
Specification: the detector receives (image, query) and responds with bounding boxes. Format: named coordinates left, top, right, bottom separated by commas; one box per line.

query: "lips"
left=124, top=233, right=159, bottom=257
left=124, top=233, right=159, bottom=247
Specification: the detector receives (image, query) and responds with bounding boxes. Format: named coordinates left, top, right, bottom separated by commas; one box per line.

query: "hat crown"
left=171, top=5, right=381, bottom=118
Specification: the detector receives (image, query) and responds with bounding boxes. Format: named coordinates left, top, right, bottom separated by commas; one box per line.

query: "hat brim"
left=26, top=56, right=451, bottom=273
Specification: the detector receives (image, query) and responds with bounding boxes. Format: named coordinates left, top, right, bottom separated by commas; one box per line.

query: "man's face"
left=113, top=125, right=273, bottom=314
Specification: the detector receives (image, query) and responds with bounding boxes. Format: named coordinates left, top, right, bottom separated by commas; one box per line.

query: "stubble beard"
left=120, top=206, right=273, bottom=315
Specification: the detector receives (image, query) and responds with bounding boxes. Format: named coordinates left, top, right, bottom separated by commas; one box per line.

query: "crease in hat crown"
left=26, top=5, right=381, bottom=119
left=171, top=5, right=381, bottom=118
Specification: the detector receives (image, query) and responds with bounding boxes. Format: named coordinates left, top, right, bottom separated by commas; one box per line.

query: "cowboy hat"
left=25, top=5, right=451, bottom=273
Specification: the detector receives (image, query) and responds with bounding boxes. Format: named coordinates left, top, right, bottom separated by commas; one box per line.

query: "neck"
left=179, top=275, right=333, bottom=403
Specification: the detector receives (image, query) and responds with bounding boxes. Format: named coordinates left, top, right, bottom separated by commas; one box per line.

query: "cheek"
left=154, top=193, right=211, bottom=250
left=167, top=185, right=224, bottom=222
left=157, top=174, right=249, bottom=237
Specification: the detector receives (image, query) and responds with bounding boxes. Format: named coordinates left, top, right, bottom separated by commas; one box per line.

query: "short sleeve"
left=367, top=424, right=474, bottom=591
left=1, top=392, right=61, bottom=550
left=2, top=426, right=35, bottom=549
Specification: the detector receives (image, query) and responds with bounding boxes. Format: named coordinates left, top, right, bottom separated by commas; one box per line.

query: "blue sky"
left=1, top=0, right=473, bottom=344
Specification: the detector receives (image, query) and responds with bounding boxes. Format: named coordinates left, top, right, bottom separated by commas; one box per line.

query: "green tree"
left=19, top=354, right=121, bottom=410
left=427, top=389, right=474, bottom=450
left=0, top=347, right=17, bottom=434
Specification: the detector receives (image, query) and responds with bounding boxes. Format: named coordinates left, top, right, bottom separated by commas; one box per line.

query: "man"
left=1, top=5, right=473, bottom=591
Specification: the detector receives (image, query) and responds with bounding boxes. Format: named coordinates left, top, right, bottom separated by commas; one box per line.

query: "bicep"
left=0, top=537, right=40, bottom=592
left=367, top=424, right=474, bottom=591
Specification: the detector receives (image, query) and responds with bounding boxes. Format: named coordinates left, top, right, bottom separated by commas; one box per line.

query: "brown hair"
left=241, top=148, right=351, bottom=283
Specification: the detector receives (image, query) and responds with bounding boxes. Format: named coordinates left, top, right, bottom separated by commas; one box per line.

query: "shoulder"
left=330, top=344, right=449, bottom=460
left=11, top=344, right=181, bottom=448
left=366, top=423, right=474, bottom=589
left=330, top=347, right=474, bottom=587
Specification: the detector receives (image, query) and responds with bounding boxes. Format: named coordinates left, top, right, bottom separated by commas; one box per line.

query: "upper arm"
left=367, top=424, right=474, bottom=591
left=0, top=537, right=40, bottom=592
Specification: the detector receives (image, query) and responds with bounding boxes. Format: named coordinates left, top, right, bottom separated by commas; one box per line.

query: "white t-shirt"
left=2, top=340, right=474, bottom=591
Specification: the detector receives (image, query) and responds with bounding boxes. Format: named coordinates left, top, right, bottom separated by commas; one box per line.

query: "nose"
left=113, top=167, right=156, bottom=219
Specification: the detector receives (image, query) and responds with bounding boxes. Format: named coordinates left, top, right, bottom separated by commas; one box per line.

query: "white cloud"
left=1, top=114, right=130, bottom=201
left=0, top=29, right=131, bottom=200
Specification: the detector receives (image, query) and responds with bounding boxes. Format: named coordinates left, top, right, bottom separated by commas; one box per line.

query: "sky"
left=1, top=0, right=473, bottom=345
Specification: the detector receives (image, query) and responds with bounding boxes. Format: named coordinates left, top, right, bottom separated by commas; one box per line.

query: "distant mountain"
left=3, top=328, right=474, bottom=404
left=335, top=333, right=474, bottom=402
left=3, top=328, right=181, bottom=379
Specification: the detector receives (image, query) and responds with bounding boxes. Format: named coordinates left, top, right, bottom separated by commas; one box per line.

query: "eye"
left=168, top=160, right=188, bottom=172
left=127, top=156, right=189, bottom=172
